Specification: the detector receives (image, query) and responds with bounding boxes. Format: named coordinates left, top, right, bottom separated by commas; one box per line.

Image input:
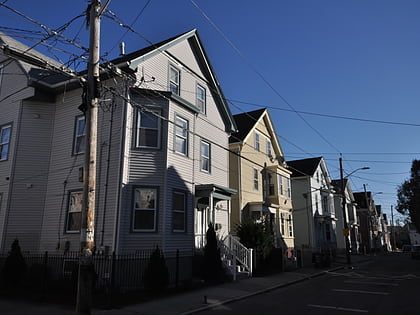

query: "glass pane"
left=70, top=193, right=83, bottom=212
left=175, top=137, right=186, bottom=154
left=0, top=144, right=8, bottom=160
left=134, top=210, right=155, bottom=230
left=140, top=111, right=158, bottom=128
left=201, top=142, right=209, bottom=157
left=1, top=126, right=11, bottom=143
left=135, top=189, right=156, bottom=209
left=76, top=136, right=85, bottom=153
left=173, top=212, right=185, bottom=231
left=67, top=212, right=81, bottom=231
left=77, top=118, right=85, bottom=136
left=138, top=129, right=158, bottom=147
left=201, top=158, right=209, bottom=171
left=170, top=68, right=179, bottom=83
left=173, top=193, right=185, bottom=210
left=170, top=82, right=179, bottom=95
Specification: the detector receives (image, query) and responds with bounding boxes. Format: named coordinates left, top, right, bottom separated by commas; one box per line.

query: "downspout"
left=112, top=80, right=129, bottom=254
left=162, top=109, right=169, bottom=254
left=192, top=113, right=197, bottom=253
left=237, top=145, right=242, bottom=225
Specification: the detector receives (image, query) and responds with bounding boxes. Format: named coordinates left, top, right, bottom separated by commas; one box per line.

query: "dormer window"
left=169, top=65, right=180, bottom=95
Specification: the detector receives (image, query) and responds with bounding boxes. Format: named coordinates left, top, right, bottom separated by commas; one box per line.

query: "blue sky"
left=2, top=0, right=419, bottom=223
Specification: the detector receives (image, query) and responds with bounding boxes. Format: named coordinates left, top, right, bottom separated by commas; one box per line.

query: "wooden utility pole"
left=76, top=1, right=103, bottom=313
left=339, top=157, right=352, bottom=266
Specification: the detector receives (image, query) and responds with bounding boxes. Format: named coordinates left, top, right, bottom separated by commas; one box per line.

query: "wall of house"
left=0, top=57, right=39, bottom=252
left=3, top=100, right=55, bottom=252
left=291, top=177, right=313, bottom=248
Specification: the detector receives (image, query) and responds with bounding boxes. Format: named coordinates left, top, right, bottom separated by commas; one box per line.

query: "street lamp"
left=339, top=158, right=370, bottom=266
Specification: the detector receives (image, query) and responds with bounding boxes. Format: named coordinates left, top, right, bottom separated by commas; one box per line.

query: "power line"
left=189, top=0, right=342, bottom=154
left=229, top=99, right=420, bottom=128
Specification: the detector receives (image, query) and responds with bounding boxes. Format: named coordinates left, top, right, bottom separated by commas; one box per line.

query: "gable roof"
left=108, top=29, right=237, bottom=133
left=229, top=108, right=266, bottom=144
left=287, top=157, right=323, bottom=177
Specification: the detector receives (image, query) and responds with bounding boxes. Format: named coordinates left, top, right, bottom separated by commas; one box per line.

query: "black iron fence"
left=0, top=248, right=194, bottom=294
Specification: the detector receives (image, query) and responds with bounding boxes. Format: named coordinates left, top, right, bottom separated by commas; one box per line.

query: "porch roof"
left=195, top=184, right=237, bottom=200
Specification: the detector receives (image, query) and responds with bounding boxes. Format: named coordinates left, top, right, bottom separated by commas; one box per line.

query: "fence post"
left=175, top=249, right=179, bottom=289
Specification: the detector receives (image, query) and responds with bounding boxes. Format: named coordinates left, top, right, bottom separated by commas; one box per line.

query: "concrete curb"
left=181, top=265, right=345, bottom=315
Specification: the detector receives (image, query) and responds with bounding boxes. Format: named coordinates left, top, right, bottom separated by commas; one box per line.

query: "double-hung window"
left=173, top=190, right=186, bottom=232
left=278, top=174, right=284, bottom=195
left=287, top=177, right=291, bottom=198
left=280, top=213, right=285, bottom=235
left=169, top=65, right=180, bottom=95
left=0, top=124, right=12, bottom=161
left=73, top=116, right=86, bottom=155
left=266, top=140, right=272, bottom=157
left=200, top=140, right=211, bottom=172
left=133, top=187, right=157, bottom=232
left=196, top=84, right=206, bottom=114
left=288, top=214, right=293, bottom=237
left=175, top=115, right=188, bottom=155
left=253, top=168, right=259, bottom=190
left=66, top=191, right=83, bottom=232
left=268, top=173, right=275, bottom=195
left=254, top=132, right=260, bottom=151
left=136, top=109, right=161, bottom=149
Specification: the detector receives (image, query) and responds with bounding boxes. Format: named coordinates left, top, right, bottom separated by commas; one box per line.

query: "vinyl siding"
left=0, top=57, right=36, bottom=252
left=3, top=100, right=55, bottom=252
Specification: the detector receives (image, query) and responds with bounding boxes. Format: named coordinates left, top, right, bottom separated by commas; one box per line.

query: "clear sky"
left=1, top=0, right=419, bottom=223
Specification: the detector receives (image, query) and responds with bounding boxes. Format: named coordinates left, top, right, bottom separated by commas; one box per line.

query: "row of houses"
left=0, top=29, right=389, bottom=279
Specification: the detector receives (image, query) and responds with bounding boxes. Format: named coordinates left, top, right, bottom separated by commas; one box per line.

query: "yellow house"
left=229, top=108, right=294, bottom=249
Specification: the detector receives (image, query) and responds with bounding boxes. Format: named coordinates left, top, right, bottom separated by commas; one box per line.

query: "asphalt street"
left=199, top=253, right=420, bottom=314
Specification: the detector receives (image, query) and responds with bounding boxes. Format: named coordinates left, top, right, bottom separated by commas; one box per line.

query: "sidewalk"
left=0, top=255, right=371, bottom=315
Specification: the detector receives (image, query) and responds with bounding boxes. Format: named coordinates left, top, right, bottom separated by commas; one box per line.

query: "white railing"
left=218, top=235, right=253, bottom=279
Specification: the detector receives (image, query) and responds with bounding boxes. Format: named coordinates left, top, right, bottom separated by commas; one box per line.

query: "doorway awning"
left=195, top=184, right=237, bottom=201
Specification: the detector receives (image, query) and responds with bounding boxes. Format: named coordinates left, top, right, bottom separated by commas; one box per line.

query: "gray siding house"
left=0, top=28, right=237, bottom=268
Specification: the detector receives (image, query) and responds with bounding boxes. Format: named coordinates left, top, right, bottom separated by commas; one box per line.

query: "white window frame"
left=266, top=139, right=272, bottom=157
left=196, top=84, right=206, bottom=114
left=136, top=108, right=161, bottom=149
left=268, top=173, right=275, bottom=196
left=173, top=190, right=187, bottom=232
left=280, top=213, right=285, bottom=235
left=0, top=124, right=12, bottom=161
left=288, top=214, right=293, bottom=237
left=174, top=115, right=188, bottom=156
left=66, top=191, right=83, bottom=233
left=73, top=116, right=86, bottom=155
left=253, top=168, right=259, bottom=190
left=278, top=174, right=284, bottom=195
left=133, top=187, right=158, bottom=232
left=169, top=65, right=180, bottom=95
left=200, top=140, right=211, bottom=173
left=287, top=177, right=291, bottom=198
left=254, top=132, right=260, bottom=151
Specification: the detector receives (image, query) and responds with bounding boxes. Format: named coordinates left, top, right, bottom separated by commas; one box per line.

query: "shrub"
left=2, top=239, right=27, bottom=290
left=143, top=247, right=169, bottom=291
left=236, top=218, right=274, bottom=270
left=202, top=224, right=224, bottom=282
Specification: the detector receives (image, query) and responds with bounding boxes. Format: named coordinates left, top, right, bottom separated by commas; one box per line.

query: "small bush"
left=143, top=247, right=169, bottom=291
left=1, top=239, right=27, bottom=291
left=202, top=224, right=224, bottom=282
